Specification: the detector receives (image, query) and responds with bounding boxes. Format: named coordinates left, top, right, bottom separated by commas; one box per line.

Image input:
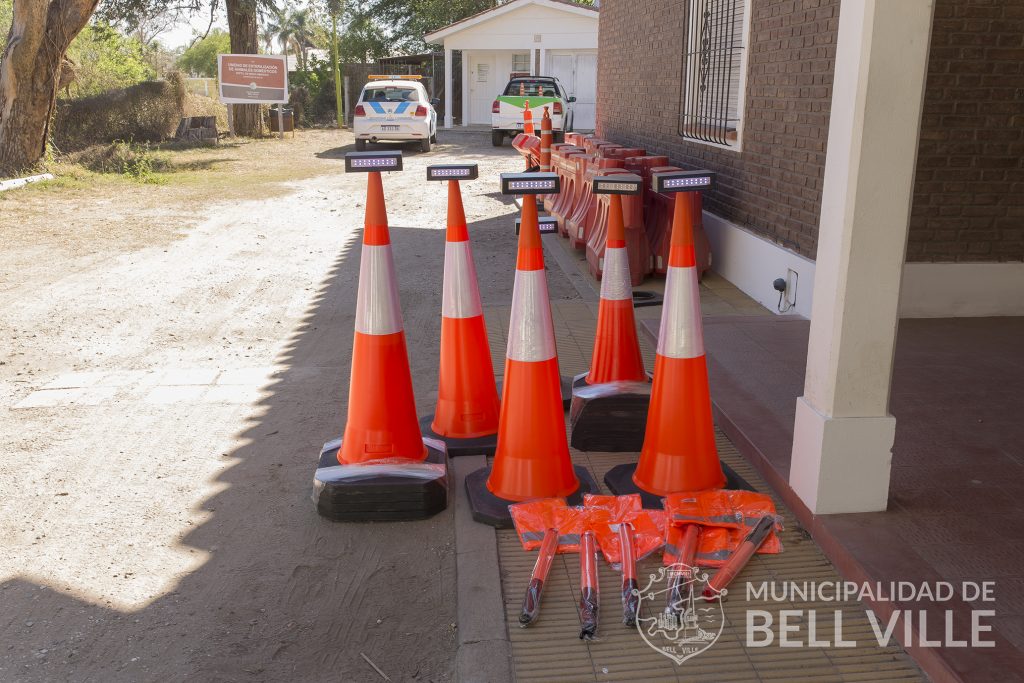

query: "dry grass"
left=0, top=129, right=353, bottom=259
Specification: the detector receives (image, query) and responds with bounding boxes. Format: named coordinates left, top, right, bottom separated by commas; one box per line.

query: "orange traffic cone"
left=339, top=171, right=426, bottom=464
left=466, top=177, right=596, bottom=527
left=606, top=187, right=726, bottom=503
left=523, top=99, right=535, bottom=136
left=314, top=154, right=447, bottom=522
left=569, top=174, right=650, bottom=454
left=420, top=175, right=501, bottom=456
left=539, top=107, right=553, bottom=173
left=586, top=192, right=646, bottom=384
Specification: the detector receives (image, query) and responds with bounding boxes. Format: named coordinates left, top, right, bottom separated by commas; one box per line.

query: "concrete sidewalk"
left=453, top=235, right=923, bottom=682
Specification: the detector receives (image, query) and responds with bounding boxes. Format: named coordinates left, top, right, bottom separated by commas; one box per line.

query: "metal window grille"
left=678, top=0, right=747, bottom=147
left=512, top=53, right=531, bottom=73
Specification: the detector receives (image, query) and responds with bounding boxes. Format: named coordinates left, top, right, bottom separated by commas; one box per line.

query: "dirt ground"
left=0, top=129, right=579, bottom=682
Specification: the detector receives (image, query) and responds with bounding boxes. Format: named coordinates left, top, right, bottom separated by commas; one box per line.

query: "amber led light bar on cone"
left=592, top=173, right=643, bottom=195
left=651, top=169, right=716, bottom=193
left=426, top=164, right=479, bottom=181
left=501, top=172, right=560, bottom=195
left=313, top=151, right=447, bottom=522
left=344, top=150, right=403, bottom=172
left=515, top=215, right=558, bottom=234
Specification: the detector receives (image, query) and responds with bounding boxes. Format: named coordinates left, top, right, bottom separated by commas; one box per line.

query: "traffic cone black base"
left=418, top=415, right=498, bottom=457
left=465, top=465, right=599, bottom=529
left=603, top=462, right=753, bottom=510
left=314, top=437, right=449, bottom=522
left=569, top=373, right=653, bottom=453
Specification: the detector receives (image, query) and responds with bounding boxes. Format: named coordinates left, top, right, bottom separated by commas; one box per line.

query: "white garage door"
left=548, top=51, right=597, bottom=131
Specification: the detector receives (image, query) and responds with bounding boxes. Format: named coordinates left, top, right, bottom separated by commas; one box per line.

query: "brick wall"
left=908, top=0, right=1024, bottom=263
left=597, top=0, right=1024, bottom=263
left=597, top=0, right=839, bottom=258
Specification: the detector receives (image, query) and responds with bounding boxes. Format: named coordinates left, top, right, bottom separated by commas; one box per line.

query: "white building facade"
left=425, top=0, right=600, bottom=130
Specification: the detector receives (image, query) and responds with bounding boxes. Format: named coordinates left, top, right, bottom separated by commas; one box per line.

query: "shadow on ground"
left=0, top=183, right=582, bottom=682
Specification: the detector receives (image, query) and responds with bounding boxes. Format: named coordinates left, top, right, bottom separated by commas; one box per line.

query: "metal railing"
left=678, top=0, right=746, bottom=147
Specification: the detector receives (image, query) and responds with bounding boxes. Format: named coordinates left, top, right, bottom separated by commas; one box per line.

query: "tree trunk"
left=225, top=0, right=262, bottom=137
left=0, top=0, right=98, bottom=176
left=331, top=13, right=343, bottom=128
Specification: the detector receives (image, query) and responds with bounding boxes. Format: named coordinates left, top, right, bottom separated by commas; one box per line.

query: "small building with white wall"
left=425, top=0, right=599, bottom=130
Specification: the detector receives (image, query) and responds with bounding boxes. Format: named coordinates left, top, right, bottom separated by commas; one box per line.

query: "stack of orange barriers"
left=512, top=132, right=713, bottom=285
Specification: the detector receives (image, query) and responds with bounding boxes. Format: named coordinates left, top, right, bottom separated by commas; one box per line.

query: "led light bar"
left=592, top=174, right=643, bottom=196
left=652, top=170, right=716, bottom=193
left=344, top=151, right=403, bottom=172
left=426, top=164, right=479, bottom=181
left=515, top=216, right=559, bottom=235
left=500, top=172, right=560, bottom=195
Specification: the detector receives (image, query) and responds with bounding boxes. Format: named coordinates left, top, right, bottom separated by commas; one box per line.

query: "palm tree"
left=266, top=7, right=316, bottom=71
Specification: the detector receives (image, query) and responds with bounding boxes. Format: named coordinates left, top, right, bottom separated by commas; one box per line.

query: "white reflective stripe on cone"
left=354, top=244, right=403, bottom=335
left=600, top=247, right=632, bottom=301
left=657, top=265, right=705, bottom=359
left=506, top=269, right=557, bottom=362
left=442, top=240, right=483, bottom=319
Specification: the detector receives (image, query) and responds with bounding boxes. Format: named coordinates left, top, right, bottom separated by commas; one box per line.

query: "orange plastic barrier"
left=584, top=148, right=649, bottom=284
left=511, top=133, right=541, bottom=168
left=555, top=152, right=594, bottom=238
left=567, top=158, right=625, bottom=250
left=544, top=144, right=583, bottom=215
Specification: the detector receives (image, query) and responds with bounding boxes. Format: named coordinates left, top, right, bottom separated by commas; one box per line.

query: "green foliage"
left=67, top=23, right=156, bottom=97
left=177, top=29, right=232, bottom=77
left=369, top=0, right=497, bottom=54
left=54, top=74, right=188, bottom=152
left=68, top=141, right=167, bottom=184
left=266, top=6, right=316, bottom=68
left=288, top=54, right=338, bottom=125
left=0, top=0, right=12, bottom=54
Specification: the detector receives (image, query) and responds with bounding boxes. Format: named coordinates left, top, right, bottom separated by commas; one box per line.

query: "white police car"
left=353, top=75, right=439, bottom=152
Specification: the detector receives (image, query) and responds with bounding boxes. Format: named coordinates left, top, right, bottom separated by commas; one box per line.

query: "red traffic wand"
left=703, top=516, right=776, bottom=601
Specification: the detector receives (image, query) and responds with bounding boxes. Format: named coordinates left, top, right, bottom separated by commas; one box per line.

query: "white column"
left=443, top=47, right=454, bottom=128
left=532, top=48, right=540, bottom=76
left=789, top=0, right=935, bottom=514
left=461, top=53, right=470, bottom=127
left=539, top=47, right=547, bottom=76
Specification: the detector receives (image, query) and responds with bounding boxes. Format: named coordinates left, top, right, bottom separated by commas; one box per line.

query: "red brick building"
left=595, top=2, right=1024, bottom=678
left=596, top=0, right=1023, bottom=318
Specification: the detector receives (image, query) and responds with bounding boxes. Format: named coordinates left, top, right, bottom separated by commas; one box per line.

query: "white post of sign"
left=227, top=104, right=235, bottom=137
left=277, top=106, right=284, bottom=140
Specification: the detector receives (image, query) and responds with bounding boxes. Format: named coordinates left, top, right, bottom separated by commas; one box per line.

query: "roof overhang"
left=424, top=0, right=598, bottom=45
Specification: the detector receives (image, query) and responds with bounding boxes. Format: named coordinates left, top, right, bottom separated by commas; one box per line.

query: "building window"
left=512, top=53, right=531, bottom=75
left=679, top=0, right=749, bottom=149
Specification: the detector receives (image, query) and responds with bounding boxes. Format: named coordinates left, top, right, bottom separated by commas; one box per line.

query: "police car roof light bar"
left=426, top=164, right=479, bottom=181
left=500, top=172, right=560, bottom=195
left=591, top=174, right=643, bottom=196
left=652, top=170, right=716, bottom=193
left=345, top=151, right=404, bottom=173
left=368, top=74, right=423, bottom=80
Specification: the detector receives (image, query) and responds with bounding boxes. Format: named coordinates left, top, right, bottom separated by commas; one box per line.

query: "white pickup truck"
left=491, top=76, right=575, bottom=146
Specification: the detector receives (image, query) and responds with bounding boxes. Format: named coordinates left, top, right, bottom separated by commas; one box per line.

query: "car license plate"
left=515, top=122, right=524, bottom=128
left=381, top=125, right=399, bottom=131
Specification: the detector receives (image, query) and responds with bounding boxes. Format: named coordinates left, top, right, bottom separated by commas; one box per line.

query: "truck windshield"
left=503, top=80, right=559, bottom=98
left=361, top=87, right=417, bottom=102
